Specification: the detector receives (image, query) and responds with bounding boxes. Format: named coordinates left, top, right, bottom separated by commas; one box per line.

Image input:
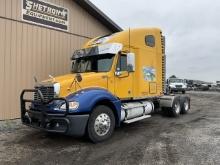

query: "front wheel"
left=87, top=105, right=115, bottom=143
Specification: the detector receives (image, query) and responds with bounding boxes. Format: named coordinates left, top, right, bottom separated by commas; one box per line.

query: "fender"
left=65, top=88, right=122, bottom=126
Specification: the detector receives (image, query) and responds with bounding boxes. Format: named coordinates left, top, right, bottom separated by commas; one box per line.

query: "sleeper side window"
left=145, top=35, right=155, bottom=47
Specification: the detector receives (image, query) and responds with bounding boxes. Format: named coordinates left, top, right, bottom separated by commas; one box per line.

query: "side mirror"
left=127, top=53, right=135, bottom=72
left=71, top=60, right=76, bottom=73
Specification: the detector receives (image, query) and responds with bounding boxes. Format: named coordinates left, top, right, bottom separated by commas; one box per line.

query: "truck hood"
left=43, top=73, right=108, bottom=97
left=169, top=82, right=184, bottom=86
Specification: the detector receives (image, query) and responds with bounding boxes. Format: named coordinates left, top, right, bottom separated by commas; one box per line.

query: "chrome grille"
left=34, top=86, right=55, bottom=102
left=176, top=85, right=182, bottom=88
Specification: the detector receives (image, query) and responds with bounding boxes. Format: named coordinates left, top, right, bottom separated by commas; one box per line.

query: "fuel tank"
left=121, top=101, right=154, bottom=121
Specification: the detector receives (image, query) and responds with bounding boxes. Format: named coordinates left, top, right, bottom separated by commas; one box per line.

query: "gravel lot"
left=0, top=91, right=220, bottom=165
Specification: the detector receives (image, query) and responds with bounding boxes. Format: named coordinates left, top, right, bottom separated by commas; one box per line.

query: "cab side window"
left=145, top=35, right=155, bottom=47
left=117, top=55, right=127, bottom=71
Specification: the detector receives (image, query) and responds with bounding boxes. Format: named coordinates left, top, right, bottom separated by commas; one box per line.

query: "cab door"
left=114, top=54, right=133, bottom=99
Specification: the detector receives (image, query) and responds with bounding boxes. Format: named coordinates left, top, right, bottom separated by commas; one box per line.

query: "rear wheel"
left=169, top=98, right=181, bottom=117
left=180, top=97, right=190, bottom=114
left=161, top=97, right=181, bottom=117
left=87, top=105, right=115, bottom=143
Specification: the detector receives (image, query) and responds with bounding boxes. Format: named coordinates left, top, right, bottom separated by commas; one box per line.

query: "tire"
left=170, top=89, right=173, bottom=94
left=87, top=105, right=115, bottom=143
left=169, top=97, right=181, bottom=117
left=168, top=87, right=171, bottom=94
left=180, top=97, right=190, bottom=114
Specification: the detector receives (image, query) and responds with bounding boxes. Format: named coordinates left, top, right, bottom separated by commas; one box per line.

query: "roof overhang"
left=74, top=0, right=122, bottom=32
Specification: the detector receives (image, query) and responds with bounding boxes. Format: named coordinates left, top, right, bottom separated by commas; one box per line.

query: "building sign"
left=22, top=0, right=69, bottom=31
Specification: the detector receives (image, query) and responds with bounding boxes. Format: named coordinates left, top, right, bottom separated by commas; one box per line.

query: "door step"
left=123, top=115, right=151, bottom=124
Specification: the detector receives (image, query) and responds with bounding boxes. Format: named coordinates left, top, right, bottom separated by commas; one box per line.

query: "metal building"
left=0, top=0, right=121, bottom=120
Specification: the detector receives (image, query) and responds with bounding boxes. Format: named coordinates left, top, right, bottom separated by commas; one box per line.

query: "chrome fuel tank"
left=121, top=101, right=154, bottom=121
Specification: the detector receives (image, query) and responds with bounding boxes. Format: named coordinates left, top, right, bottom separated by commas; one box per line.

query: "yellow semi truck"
left=21, top=28, right=190, bottom=143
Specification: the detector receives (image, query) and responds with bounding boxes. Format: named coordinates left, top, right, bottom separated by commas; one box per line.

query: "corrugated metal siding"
left=0, top=0, right=112, bottom=120
left=0, top=0, right=111, bottom=37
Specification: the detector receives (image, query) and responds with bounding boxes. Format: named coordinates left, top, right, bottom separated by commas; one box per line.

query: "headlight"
left=60, top=101, right=79, bottom=111
left=183, top=85, right=187, bottom=88
left=53, top=83, right=60, bottom=96
left=169, top=84, right=175, bottom=88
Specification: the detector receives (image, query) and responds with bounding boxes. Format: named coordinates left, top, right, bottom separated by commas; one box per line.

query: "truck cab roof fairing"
left=72, top=43, right=123, bottom=59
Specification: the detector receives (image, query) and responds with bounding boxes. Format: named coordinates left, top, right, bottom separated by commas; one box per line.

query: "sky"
left=91, top=0, right=220, bottom=82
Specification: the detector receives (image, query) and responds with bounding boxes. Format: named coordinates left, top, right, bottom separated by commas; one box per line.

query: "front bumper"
left=170, top=87, right=185, bottom=91
left=20, top=89, right=89, bottom=137
left=23, top=111, right=89, bottom=136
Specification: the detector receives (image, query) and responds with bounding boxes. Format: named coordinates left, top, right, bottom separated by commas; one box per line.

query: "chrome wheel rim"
left=175, top=102, right=181, bottom=114
left=94, top=113, right=111, bottom=136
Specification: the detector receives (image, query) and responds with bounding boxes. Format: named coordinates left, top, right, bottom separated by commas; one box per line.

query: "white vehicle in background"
left=168, top=78, right=187, bottom=94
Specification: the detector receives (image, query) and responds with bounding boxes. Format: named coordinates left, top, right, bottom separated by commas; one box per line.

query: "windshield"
left=72, top=54, right=115, bottom=73
left=169, top=79, right=184, bottom=83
